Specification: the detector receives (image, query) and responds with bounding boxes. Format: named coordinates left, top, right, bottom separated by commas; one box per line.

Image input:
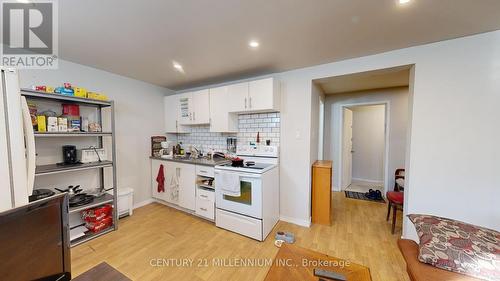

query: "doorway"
left=312, top=64, right=414, bottom=235
left=341, top=103, right=387, bottom=194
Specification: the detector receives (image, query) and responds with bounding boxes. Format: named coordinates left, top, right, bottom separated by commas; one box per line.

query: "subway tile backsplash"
left=167, top=112, right=280, bottom=153
left=238, top=112, right=280, bottom=147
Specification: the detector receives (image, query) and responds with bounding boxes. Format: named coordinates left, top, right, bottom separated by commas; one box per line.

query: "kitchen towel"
left=156, top=164, right=165, bottom=193
left=216, top=172, right=240, bottom=197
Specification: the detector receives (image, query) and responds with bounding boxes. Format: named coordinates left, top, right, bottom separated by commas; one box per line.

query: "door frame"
left=341, top=107, right=353, bottom=189
left=338, top=100, right=391, bottom=195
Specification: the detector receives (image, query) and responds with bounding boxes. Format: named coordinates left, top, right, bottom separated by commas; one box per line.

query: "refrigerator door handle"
left=20, top=96, right=35, bottom=195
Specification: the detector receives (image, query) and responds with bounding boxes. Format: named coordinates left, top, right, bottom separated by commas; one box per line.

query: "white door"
left=341, top=108, right=353, bottom=190
left=164, top=95, right=178, bottom=133
left=209, top=86, right=238, bottom=132
left=191, top=89, right=210, bottom=124
left=1, top=68, right=29, bottom=209
left=0, top=74, right=13, bottom=211
left=177, top=162, right=196, bottom=211
left=248, top=78, right=274, bottom=111
left=177, top=93, right=193, bottom=125
left=227, top=82, right=248, bottom=112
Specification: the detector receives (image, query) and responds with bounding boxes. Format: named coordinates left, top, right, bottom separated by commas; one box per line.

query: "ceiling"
left=52, top=0, right=500, bottom=90
left=316, top=66, right=410, bottom=94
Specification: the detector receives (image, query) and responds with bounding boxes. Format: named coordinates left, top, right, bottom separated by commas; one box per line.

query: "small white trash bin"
left=117, top=187, right=134, bottom=218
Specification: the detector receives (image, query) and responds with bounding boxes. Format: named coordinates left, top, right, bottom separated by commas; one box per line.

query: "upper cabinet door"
left=227, top=82, right=249, bottom=112
left=191, top=89, right=210, bottom=124
left=177, top=93, right=193, bottom=125
left=210, top=86, right=238, bottom=132
left=248, top=78, right=279, bottom=112
left=164, top=95, right=178, bottom=133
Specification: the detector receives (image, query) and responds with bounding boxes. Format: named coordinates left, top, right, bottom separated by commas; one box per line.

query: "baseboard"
left=138, top=199, right=312, bottom=228
left=279, top=215, right=311, bottom=228
left=133, top=198, right=155, bottom=209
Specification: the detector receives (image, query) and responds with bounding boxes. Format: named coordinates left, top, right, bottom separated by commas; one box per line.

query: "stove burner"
left=69, top=194, right=94, bottom=207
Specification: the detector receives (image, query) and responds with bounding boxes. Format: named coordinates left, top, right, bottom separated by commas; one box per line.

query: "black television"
left=0, top=193, right=71, bottom=281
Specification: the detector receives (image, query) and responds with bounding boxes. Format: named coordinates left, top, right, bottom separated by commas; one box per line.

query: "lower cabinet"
left=176, top=162, right=196, bottom=211
left=152, top=159, right=209, bottom=214
left=163, top=161, right=178, bottom=205
left=151, top=159, right=196, bottom=210
left=195, top=187, right=215, bottom=220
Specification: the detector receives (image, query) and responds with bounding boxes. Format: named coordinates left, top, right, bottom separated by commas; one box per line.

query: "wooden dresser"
left=311, top=160, right=332, bottom=225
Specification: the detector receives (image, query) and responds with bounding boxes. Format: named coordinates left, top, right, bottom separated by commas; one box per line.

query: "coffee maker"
left=62, top=145, right=78, bottom=164
left=159, top=141, right=173, bottom=159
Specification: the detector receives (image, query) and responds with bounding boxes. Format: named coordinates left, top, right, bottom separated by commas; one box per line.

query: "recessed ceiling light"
left=172, top=61, right=184, bottom=73
left=399, top=0, right=411, bottom=4
left=249, top=40, right=260, bottom=48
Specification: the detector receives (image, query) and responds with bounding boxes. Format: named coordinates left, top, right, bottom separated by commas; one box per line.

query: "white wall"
left=278, top=30, right=500, bottom=238
left=324, top=88, right=408, bottom=193
left=19, top=60, right=171, bottom=206
left=351, top=104, right=386, bottom=184
left=310, top=83, right=324, bottom=165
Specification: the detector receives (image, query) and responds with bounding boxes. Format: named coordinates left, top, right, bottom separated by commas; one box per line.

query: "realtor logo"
left=1, top=1, right=58, bottom=68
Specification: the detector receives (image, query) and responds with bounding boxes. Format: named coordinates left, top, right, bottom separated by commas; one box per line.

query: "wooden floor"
left=72, top=192, right=410, bottom=281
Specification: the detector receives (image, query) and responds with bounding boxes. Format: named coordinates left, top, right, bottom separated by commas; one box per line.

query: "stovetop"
left=219, top=162, right=274, bottom=170
left=215, top=162, right=277, bottom=174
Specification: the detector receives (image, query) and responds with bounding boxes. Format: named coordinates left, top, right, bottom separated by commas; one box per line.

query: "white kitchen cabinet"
left=226, top=78, right=280, bottom=113
left=248, top=78, right=280, bottom=112
left=152, top=159, right=179, bottom=204
left=177, top=90, right=209, bottom=125
left=195, top=187, right=215, bottom=220
left=209, top=86, right=238, bottom=132
left=177, top=162, right=196, bottom=211
left=177, top=93, right=192, bottom=125
left=152, top=160, right=195, bottom=208
left=164, top=95, right=189, bottom=133
left=191, top=89, right=210, bottom=124
left=163, top=161, right=178, bottom=205
left=227, top=82, right=249, bottom=112
left=164, top=95, right=178, bottom=133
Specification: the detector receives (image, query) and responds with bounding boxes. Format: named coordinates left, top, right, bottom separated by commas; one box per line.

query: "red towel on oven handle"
left=156, top=164, right=165, bottom=192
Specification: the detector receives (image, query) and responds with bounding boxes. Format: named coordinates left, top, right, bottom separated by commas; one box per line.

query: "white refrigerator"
left=0, top=67, right=36, bottom=212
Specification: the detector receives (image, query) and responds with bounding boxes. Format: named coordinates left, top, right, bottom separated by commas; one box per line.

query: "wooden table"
left=264, top=244, right=371, bottom=281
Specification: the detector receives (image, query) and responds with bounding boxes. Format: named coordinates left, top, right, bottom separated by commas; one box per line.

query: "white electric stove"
left=214, top=145, right=279, bottom=241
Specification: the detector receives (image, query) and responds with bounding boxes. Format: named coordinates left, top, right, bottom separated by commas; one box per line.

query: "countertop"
left=149, top=156, right=230, bottom=167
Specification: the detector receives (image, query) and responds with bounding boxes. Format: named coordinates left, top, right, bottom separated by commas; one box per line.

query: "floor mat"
left=345, top=190, right=386, bottom=203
